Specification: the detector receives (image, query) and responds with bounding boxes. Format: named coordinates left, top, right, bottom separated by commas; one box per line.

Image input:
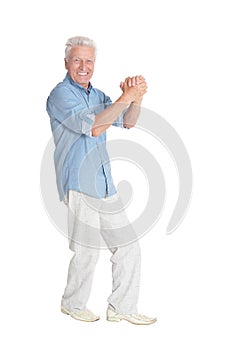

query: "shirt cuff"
left=112, top=110, right=126, bottom=128
left=81, top=112, right=95, bottom=137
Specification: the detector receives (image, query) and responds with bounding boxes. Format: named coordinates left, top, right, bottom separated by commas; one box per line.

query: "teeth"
left=78, top=73, right=88, bottom=76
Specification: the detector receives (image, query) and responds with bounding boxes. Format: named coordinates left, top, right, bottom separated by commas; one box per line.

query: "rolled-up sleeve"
left=112, top=110, right=128, bottom=128
left=80, top=111, right=96, bottom=136
left=46, top=86, right=95, bottom=137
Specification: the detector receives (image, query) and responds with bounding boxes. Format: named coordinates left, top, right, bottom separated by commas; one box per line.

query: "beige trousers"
left=61, top=190, right=141, bottom=314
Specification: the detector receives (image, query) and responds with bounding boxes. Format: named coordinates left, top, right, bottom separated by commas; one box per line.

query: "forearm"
left=92, top=94, right=130, bottom=137
left=92, top=78, right=146, bottom=137
left=123, top=98, right=143, bottom=129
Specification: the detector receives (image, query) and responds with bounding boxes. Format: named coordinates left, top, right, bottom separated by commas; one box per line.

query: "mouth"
left=78, top=72, right=88, bottom=76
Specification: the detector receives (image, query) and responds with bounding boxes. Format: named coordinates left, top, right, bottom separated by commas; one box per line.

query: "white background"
left=1, top=0, right=233, bottom=349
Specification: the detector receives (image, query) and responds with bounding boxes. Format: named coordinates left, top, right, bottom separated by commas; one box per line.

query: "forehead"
left=69, top=45, right=95, bottom=58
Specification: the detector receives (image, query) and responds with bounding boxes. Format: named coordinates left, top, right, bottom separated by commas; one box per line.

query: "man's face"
left=65, top=46, right=95, bottom=89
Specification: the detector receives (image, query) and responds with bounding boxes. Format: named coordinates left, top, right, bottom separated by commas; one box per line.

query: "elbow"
left=91, top=130, right=99, bottom=137
left=91, top=127, right=102, bottom=137
left=92, top=124, right=111, bottom=137
left=123, top=123, right=134, bottom=129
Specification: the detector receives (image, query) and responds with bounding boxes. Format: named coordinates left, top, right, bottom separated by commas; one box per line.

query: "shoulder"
left=49, top=80, right=77, bottom=102
left=92, top=87, right=105, bottom=96
left=91, top=87, right=111, bottom=103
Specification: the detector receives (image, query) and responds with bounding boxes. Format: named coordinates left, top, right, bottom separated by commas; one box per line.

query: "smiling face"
left=65, top=45, right=95, bottom=89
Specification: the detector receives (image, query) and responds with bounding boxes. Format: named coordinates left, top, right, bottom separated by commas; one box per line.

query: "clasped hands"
left=120, top=75, right=147, bottom=103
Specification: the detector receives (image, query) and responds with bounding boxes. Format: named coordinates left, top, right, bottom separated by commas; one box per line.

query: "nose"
left=79, top=60, right=87, bottom=71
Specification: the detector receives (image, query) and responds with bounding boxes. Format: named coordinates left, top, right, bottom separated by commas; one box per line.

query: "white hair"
left=65, top=36, right=97, bottom=60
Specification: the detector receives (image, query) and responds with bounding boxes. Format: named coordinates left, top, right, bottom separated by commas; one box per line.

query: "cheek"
left=67, top=63, right=76, bottom=72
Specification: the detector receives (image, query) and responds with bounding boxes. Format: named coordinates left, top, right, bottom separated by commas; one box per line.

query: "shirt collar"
left=65, top=73, right=93, bottom=93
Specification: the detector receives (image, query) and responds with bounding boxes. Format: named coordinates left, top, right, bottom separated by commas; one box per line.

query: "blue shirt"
left=46, top=74, right=126, bottom=201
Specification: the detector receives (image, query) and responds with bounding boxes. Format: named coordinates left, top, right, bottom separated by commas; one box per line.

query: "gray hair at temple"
left=65, top=36, right=97, bottom=60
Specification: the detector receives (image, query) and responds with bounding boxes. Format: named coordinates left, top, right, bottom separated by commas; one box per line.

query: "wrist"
left=118, top=92, right=132, bottom=105
left=132, top=97, right=143, bottom=105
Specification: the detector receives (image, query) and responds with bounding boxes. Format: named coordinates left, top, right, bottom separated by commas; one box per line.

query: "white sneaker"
left=106, top=308, right=157, bottom=325
left=61, top=306, right=100, bottom=322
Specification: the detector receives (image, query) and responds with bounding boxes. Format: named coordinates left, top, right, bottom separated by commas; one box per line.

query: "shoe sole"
left=107, top=316, right=157, bottom=325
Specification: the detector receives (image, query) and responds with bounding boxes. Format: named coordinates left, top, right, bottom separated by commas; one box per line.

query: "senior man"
left=46, top=36, right=156, bottom=325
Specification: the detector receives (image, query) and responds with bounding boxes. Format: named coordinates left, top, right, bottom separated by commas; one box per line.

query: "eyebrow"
left=71, top=56, right=95, bottom=60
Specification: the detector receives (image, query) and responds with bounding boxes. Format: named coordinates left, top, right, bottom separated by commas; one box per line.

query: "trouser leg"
left=107, top=242, right=141, bottom=314
left=61, top=246, right=99, bottom=311
left=61, top=191, right=100, bottom=311
left=100, top=194, right=141, bottom=314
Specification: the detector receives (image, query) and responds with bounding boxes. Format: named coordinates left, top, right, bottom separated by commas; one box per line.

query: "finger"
left=131, top=76, right=136, bottom=86
left=124, top=76, right=131, bottom=86
left=137, top=81, right=147, bottom=89
left=123, top=81, right=129, bottom=89
left=135, top=76, right=140, bottom=85
left=138, top=75, right=145, bottom=83
left=126, top=77, right=132, bottom=87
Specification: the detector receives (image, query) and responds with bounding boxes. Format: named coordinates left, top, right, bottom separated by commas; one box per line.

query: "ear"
left=64, top=58, right=68, bottom=70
